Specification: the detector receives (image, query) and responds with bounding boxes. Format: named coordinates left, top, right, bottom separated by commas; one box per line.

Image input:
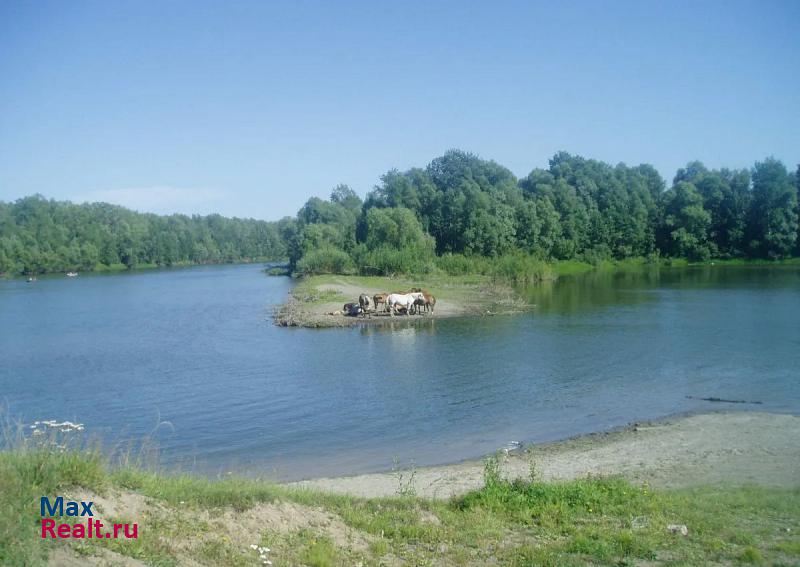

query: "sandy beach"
left=291, top=411, right=800, bottom=498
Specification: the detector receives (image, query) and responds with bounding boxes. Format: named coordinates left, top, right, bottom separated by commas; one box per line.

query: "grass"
left=688, top=257, right=800, bottom=267
left=276, top=255, right=800, bottom=327
left=274, top=271, right=531, bottom=327
left=2, top=445, right=798, bottom=566
left=294, top=273, right=491, bottom=304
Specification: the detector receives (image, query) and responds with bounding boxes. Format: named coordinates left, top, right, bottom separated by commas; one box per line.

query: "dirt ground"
left=291, top=411, right=800, bottom=498
left=275, top=275, right=526, bottom=327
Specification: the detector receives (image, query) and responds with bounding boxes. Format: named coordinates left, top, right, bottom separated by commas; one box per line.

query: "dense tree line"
left=2, top=151, right=797, bottom=277
left=284, top=150, right=798, bottom=275
left=0, top=196, right=288, bottom=274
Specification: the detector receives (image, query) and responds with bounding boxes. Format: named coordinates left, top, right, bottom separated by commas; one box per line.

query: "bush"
left=580, top=245, right=612, bottom=266
left=354, top=244, right=435, bottom=276
left=435, top=253, right=491, bottom=275
left=436, top=253, right=555, bottom=283
left=488, top=253, right=555, bottom=285
left=295, top=247, right=355, bottom=275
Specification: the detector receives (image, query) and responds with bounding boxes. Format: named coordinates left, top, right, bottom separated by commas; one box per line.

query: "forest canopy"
left=282, top=151, right=798, bottom=276
left=0, top=197, right=289, bottom=274
left=1, top=151, right=798, bottom=276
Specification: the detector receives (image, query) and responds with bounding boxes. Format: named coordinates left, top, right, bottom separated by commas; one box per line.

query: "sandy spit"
left=289, top=411, right=800, bottom=498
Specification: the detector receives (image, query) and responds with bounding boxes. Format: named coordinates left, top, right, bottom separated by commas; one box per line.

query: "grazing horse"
left=358, top=294, right=371, bottom=318
left=373, top=293, right=388, bottom=313
left=387, top=292, right=424, bottom=316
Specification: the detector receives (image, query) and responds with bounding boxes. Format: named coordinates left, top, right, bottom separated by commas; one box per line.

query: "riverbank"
left=293, top=411, right=800, bottom=498
left=273, top=273, right=529, bottom=327
left=271, top=258, right=800, bottom=327
left=3, top=411, right=798, bottom=566
left=0, top=257, right=284, bottom=279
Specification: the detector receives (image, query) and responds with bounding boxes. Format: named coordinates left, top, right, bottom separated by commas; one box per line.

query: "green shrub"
left=295, top=247, right=355, bottom=275
left=435, top=253, right=491, bottom=275
left=354, top=244, right=435, bottom=276
left=488, top=253, right=555, bottom=284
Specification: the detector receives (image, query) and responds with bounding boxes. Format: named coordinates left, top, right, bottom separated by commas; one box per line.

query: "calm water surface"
left=1, top=264, right=798, bottom=480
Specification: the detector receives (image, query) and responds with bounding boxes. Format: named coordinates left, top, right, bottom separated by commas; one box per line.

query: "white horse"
left=387, top=292, right=424, bottom=316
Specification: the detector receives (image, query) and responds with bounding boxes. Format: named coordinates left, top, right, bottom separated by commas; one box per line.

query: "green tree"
left=329, top=184, right=362, bottom=213
left=673, top=161, right=751, bottom=257
left=0, top=195, right=286, bottom=275
left=659, top=181, right=712, bottom=261
left=747, top=158, right=797, bottom=259
left=796, top=164, right=800, bottom=256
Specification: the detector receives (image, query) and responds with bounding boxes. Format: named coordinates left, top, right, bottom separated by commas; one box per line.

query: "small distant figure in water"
left=26, top=276, right=37, bottom=283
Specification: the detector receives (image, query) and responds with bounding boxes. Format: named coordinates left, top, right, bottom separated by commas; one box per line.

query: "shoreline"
left=290, top=410, right=800, bottom=498
left=273, top=273, right=530, bottom=327
left=6, top=410, right=797, bottom=565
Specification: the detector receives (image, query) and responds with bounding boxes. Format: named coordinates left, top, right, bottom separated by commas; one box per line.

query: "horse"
left=387, top=292, right=424, bottom=316
left=411, top=292, right=436, bottom=314
left=422, top=292, right=436, bottom=314
left=373, top=293, right=388, bottom=313
left=403, top=288, right=434, bottom=314
left=358, top=294, right=371, bottom=318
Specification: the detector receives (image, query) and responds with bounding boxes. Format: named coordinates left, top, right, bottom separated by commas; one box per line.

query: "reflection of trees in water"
left=522, top=266, right=799, bottom=315
left=523, top=268, right=660, bottom=314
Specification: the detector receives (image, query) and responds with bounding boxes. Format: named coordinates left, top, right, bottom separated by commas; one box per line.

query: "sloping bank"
left=273, top=273, right=531, bottom=327
left=4, top=411, right=798, bottom=566
left=292, top=411, right=800, bottom=497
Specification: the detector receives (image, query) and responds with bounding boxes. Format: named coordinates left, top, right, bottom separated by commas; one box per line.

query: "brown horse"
left=373, top=293, right=389, bottom=313
left=424, top=293, right=436, bottom=313
left=407, top=288, right=435, bottom=314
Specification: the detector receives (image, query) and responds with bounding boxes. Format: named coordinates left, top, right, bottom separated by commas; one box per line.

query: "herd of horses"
left=343, top=288, right=436, bottom=318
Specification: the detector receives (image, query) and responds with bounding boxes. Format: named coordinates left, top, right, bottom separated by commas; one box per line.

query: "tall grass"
left=353, top=244, right=436, bottom=276
left=435, top=252, right=555, bottom=284
left=0, top=416, right=107, bottom=566
left=295, top=246, right=356, bottom=275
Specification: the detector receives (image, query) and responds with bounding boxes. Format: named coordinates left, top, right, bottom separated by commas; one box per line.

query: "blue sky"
left=1, top=0, right=798, bottom=220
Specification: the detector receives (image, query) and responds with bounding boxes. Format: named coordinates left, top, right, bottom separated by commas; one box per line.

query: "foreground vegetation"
left=1, top=445, right=798, bottom=566
left=3, top=151, right=798, bottom=277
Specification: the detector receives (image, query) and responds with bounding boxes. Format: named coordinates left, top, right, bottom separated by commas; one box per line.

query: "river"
left=1, top=263, right=798, bottom=480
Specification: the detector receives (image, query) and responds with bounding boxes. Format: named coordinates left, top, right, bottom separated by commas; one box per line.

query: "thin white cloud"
left=72, top=186, right=226, bottom=216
